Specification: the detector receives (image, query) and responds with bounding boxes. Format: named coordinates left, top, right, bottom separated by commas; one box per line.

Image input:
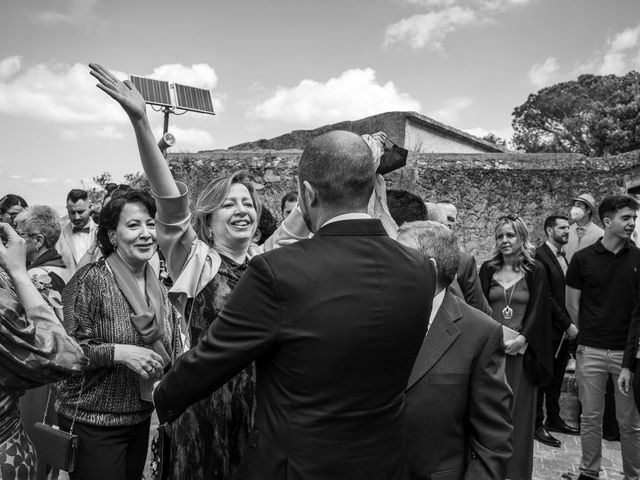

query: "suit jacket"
left=456, top=252, right=492, bottom=316
left=406, top=291, right=513, bottom=480
left=535, top=243, right=572, bottom=341
left=154, top=219, right=436, bottom=480
left=55, top=219, right=100, bottom=276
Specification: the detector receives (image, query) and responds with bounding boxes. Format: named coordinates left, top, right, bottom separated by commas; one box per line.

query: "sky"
left=1, top=0, right=639, bottom=207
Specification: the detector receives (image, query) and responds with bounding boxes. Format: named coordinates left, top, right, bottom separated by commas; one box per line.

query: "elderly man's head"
left=297, top=131, right=375, bottom=232
left=397, top=221, right=460, bottom=292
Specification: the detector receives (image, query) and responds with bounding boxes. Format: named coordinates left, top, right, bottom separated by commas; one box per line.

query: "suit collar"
left=407, top=291, right=461, bottom=389
left=316, top=218, right=387, bottom=237
left=540, top=242, right=565, bottom=278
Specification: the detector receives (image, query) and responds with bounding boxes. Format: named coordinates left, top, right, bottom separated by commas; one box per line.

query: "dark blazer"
left=154, top=219, right=436, bottom=480
left=406, top=291, right=513, bottom=480
left=535, top=243, right=572, bottom=340
left=456, top=252, right=492, bottom=316
left=479, top=260, right=553, bottom=386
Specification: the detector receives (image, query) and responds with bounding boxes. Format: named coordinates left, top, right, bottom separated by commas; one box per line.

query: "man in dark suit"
left=154, top=131, right=436, bottom=480
left=534, top=215, right=580, bottom=447
left=398, top=220, right=513, bottom=480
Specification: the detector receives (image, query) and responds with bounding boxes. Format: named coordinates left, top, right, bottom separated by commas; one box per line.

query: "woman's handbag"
left=31, top=378, right=84, bottom=473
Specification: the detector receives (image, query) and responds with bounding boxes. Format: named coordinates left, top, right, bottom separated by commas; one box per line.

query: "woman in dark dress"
left=479, top=214, right=553, bottom=480
left=89, top=63, right=308, bottom=479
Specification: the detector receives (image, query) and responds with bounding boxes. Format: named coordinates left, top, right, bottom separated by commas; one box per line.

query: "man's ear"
left=429, top=257, right=438, bottom=276
left=302, top=181, right=318, bottom=207
left=602, top=216, right=611, bottom=229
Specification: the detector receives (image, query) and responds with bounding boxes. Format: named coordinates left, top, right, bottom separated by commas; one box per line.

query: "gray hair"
left=424, top=202, right=447, bottom=225
left=14, top=205, right=62, bottom=249
left=397, top=220, right=460, bottom=287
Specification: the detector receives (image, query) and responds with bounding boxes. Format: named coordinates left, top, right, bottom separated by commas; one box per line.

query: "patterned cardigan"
left=55, top=260, right=182, bottom=427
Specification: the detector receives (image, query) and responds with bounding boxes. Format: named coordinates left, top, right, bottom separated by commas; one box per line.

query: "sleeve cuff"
left=153, top=181, right=190, bottom=224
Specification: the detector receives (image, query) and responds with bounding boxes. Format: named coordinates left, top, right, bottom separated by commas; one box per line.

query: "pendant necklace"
left=500, top=270, right=516, bottom=320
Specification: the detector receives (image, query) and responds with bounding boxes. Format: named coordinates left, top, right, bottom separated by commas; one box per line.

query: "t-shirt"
left=566, top=240, right=640, bottom=350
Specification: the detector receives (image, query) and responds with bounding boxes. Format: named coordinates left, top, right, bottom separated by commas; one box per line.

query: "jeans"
left=576, top=346, right=640, bottom=479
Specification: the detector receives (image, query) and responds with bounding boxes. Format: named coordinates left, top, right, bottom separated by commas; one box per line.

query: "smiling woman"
left=55, top=190, right=182, bottom=480
left=87, top=62, right=310, bottom=479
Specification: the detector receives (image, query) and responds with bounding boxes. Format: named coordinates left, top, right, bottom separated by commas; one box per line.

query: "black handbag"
left=31, top=378, right=84, bottom=473
left=377, top=136, right=408, bottom=175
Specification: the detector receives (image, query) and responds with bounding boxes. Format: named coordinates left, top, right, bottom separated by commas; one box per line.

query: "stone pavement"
left=533, top=432, right=624, bottom=480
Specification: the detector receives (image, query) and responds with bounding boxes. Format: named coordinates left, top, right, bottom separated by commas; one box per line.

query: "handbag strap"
left=43, top=376, right=85, bottom=434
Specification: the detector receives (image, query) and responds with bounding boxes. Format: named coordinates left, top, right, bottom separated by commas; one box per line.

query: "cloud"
left=9, top=174, right=23, bottom=180
left=386, top=0, right=532, bottom=50
left=384, top=7, right=478, bottom=51
left=478, top=0, right=531, bottom=11
left=31, top=177, right=54, bottom=185
left=147, top=63, right=218, bottom=91
left=0, top=58, right=223, bottom=136
left=429, top=96, right=474, bottom=124
left=0, top=56, right=21, bottom=81
left=528, top=56, right=560, bottom=88
left=598, top=25, right=640, bottom=75
left=33, top=0, right=101, bottom=27
left=248, top=68, right=421, bottom=125
left=528, top=24, right=640, bottom=88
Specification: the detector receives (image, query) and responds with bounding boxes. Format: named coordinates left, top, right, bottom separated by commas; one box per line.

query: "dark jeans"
left=58, top=415, right=150, bottom=480
left=536, top=337, right=570, bottom=426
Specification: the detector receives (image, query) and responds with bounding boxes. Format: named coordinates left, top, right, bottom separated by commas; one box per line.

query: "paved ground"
left=533, top=432, right=623, bottom=480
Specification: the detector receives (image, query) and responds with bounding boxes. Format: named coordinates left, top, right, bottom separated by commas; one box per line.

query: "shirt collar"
left=545, top=240, right=564, bottom=255
left=427, top=289, right=446, bottom=333
left=320, top=212, right=371, bottom=229
left=594, top=238, right=630, bottom=254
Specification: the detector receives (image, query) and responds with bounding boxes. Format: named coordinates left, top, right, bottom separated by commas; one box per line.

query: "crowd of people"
left=1, top=62, right=640, bottom=480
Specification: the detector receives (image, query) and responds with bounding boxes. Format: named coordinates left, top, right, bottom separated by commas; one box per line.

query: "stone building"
left=230, top=111, right=505, bottom=154
left=167, top=148, right=640, bottom=262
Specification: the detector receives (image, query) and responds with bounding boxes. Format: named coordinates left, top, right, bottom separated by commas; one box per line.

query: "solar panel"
left=174, top=83, right=215, bottom=115
left=129, top=76, right=172, bottom=108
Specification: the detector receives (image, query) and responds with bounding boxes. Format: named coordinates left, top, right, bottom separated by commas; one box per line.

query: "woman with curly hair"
left=479, top=214, right=553, bottom=480
left=88, top=63, right=309, bottom=480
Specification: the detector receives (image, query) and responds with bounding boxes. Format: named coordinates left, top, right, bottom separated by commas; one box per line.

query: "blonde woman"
left=479, top=214, right=552, bottom=480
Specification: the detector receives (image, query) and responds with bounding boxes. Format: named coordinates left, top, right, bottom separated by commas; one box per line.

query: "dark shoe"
left=545, top=419, right=580, bottom=435
left=534, top=426, right=561, bottom=447
left=576, top=474, right=598, bottom=479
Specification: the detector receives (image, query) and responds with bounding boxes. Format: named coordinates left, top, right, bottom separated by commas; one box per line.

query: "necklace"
left=500, top=270, right=517, bottom=320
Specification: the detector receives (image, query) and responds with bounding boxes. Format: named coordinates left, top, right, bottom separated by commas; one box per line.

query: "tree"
left=512, top=71, right=640, bottom=156
left=482, top=133, right=508, bottom=149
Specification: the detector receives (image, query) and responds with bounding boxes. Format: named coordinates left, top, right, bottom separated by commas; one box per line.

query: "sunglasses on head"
left=105, top=183, right=131, bottom=194
left=497, top=213, right=520, bottom=223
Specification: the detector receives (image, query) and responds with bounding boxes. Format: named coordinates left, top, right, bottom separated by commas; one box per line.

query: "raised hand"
left=0, top=222, right=27, bottom=278
left=89, top=63, right=147, bottom=121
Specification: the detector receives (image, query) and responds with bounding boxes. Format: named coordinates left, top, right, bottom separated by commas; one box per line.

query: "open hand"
left=89, top=63, right=147, bottom=121
left=0, top=223, right=27, bottom=278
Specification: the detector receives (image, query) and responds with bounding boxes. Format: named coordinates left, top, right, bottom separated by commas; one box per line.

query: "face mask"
left=570, top=206, right=586, bottom=221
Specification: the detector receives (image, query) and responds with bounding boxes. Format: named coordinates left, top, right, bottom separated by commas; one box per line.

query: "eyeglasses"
left=497, top=214, right=520, bottom=223
left=104, top=183, right=131, bottom=194
left=15, top=230, right=39, bottom=238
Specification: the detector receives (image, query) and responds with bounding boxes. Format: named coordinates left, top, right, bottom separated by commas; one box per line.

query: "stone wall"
left=167, top=149, right=640, bottom=262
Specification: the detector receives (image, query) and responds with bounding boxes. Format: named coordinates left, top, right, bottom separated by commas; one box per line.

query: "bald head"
left=298, top=131, right=375, bottom=210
